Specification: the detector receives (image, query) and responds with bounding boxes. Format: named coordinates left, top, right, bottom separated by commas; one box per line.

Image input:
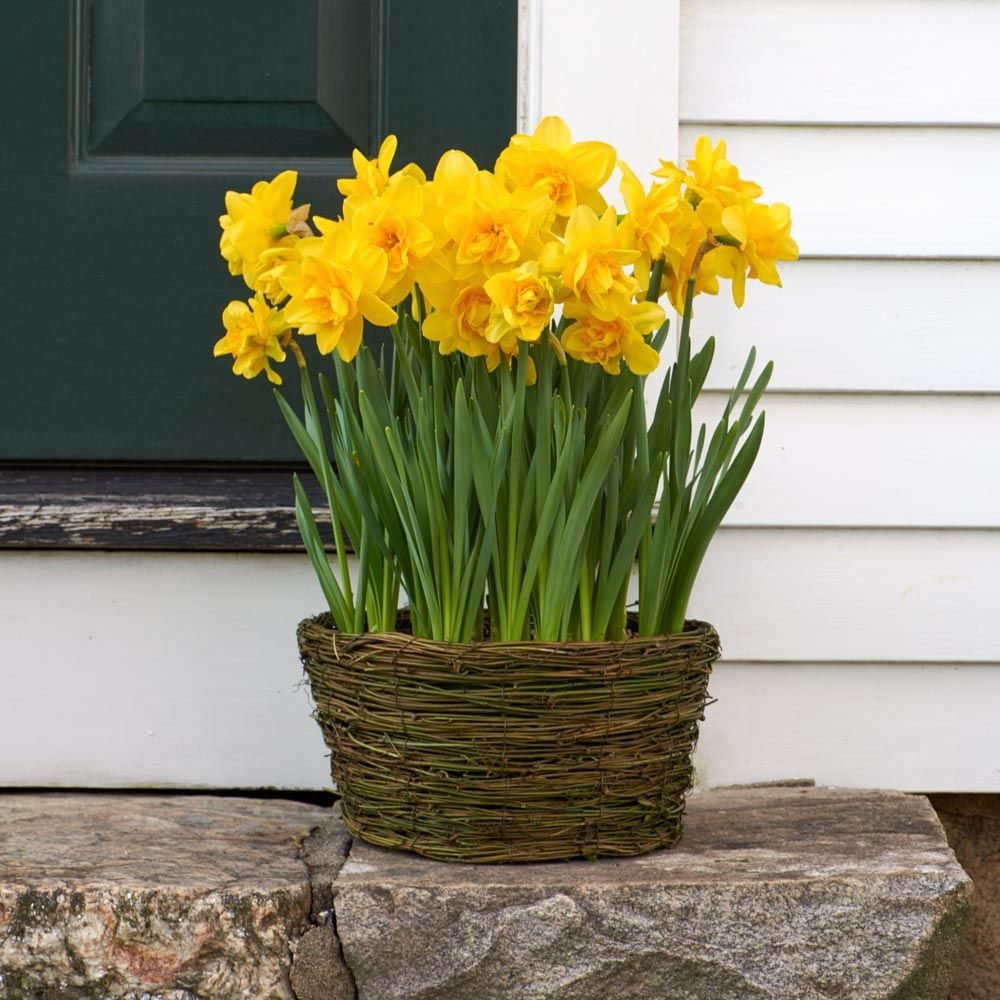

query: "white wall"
left=1, top=0, right=997, bottom=791
left=0, top=552, right=330, bottom=789
left=525, top=0, right=1000, bottom=790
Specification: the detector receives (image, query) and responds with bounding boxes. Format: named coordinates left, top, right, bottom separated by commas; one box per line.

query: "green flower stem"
left=645, top=256, right=665, bottom=303
left=276, top=238, right=768, bottom=643
left=303, top=368, right=355, bottom=615
left=578, top=561, right=593, bottom=641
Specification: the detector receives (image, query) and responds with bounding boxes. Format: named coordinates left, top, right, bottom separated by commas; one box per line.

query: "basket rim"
left=297, top=609, right=719, bottom=654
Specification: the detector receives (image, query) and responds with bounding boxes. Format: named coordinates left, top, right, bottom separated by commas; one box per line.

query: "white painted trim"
left=516, top=0, right=542, bottom=133
left=0, top=551, right=332, bottom=789
left=530, top=0, right=680, bottom=171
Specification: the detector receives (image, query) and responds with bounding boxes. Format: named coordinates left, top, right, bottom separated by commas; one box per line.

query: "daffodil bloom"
left=483, top=262, right=555, bottom=343
left=213, top=125, right=792, bottom=647
left=541, top=205, right=640, bottom=318
left=496, top=116, right=617, bottom=219
left=618, top=161, right=696, bottom=295
left=280, top=223, right=397, bottom=361
left=655, top=136, right=762, bottom=208
left=336, top=135, right=426, bottom=199
left=423, top=149, right=479, bottom=230
left=421, top=279, right=536, bottom=380
left=618, top=162, right=692, bottom=263
left=213, top=294, right=291, bottom=385
left=421, top=282, right=494, bottom=359
left=665, top=235, right=721, bottom=313
left=346, top=175, right=435, bottom=305
left=487, top=333, right=537, bottom=384
left=219, top=170, right=300, bottom=286
left=250, top=244, right=301, bottom=303
left=561, top=298, right=662, bottom=376
left=698, top=199, right=799, bottom=306
left=443, top=171, right=549, bottom=277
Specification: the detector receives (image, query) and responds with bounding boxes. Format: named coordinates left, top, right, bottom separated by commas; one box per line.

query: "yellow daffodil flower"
left=424, top=149, right=479, bottom=223
left=421, top=282, right=493, bottom=359
left=656, top=136, right=762, bottom=208
left=561, top=298, right=663, bottom=376
left=219, top=170, right=300, bottom=286
left=618, top=161, right=693, bottom=263
left=213, top=294, right=291, bottom=385
left=697, top=199, right=799, bottom=306
left=541, top=205, right=640, bottom=318
left=496, top=115, right=617, bottom=219
left=346, top=175, right=435, bottom=306
left=665, top=232, right=721, bottom=313
left=336, top=135, right=427, bottom=200
left=250, top=244, right=301, bottom=304
left=421, top=279, right=535, bottom=380
left=443, top=171, right=549, bottom=277
left=618, top=161, right=696, bottom=296
left=419, top=150, right=479, bottom=247
left=483, top=262, right=555, bottom=343
left=280, top=222, right=398, bottom=361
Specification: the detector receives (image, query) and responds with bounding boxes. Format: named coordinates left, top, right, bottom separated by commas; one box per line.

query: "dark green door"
left=1, top=1, right=516, bottom=463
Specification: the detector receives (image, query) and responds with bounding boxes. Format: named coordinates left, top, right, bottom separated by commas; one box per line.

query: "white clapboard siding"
left=693, top=663, right=1000, bottom=792
left=0, top=551, right=331, bottom=789
left=677, top=125, right=1000, bottom=258
left=690, top=528, right=1000, bottom=664
left=5, top=2, right=995, bottom=795
left=692, top=259, right=1000, bottom=394
left=1, top=545, right=997, bottom=789
left=681, top=0, right=1000, bottom=125
left=690, top=394, right=1000, bottom=528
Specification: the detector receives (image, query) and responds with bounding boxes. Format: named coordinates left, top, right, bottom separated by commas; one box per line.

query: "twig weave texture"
left=299, top=614, right=719, bottom=863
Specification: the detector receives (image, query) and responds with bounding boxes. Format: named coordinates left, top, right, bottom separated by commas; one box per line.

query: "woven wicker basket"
left=298, top=613, right=719, bottom=863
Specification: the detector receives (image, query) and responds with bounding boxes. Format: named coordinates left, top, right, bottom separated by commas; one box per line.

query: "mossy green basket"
left=298, top=612, right=719, bottom=863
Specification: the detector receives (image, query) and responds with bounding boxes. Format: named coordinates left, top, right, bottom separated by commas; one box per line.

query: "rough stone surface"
left=0, top=794, right=347, bottom=1000
left=301, top=801, right=352, bottom=920
left=929, top=793, right=1000, bottom=1000
left=289, top=924, right=355, bottom=1000
left=334, top=786, right=972, bottom=1000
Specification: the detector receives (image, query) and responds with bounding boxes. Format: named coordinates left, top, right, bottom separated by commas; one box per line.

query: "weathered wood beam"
left=0, top=468, right=332, bottom=551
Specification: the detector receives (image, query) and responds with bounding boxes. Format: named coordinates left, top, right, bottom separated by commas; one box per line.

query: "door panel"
left=0, top=0, right=516, bottom=462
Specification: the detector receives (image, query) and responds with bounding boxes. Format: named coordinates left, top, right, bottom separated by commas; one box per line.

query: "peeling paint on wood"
left=0, top=469, right=332, bottom=551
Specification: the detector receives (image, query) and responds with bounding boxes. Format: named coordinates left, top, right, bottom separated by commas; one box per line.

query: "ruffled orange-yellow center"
left=462, top=215, right=520, bottom=266
left=299, top=259, right=360, bottom=325
left=567, top=316, right=623, bottom=365
left=454, top=286, right=493, bottom=340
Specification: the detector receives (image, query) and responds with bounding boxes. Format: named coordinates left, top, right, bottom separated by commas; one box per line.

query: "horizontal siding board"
left=689, top=528, right=1000, bottom=663
left=694, top=662, right=1000, bottom=792
left=681, top=0, right=1000, bottom=125
left=674, top=3, right=1000, bottom=795
left=677, top=125, right=1000, bottom=257
left=688, top=394, right=1000, bottom=528
left=690, top=259, right=1000, bottom=394
left=0, top=550, right=331, bottom=789
left=1, top=548, right=997, bottom=789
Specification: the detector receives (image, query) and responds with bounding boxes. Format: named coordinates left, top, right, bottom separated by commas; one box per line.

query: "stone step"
left=0, top=787, right=971, bottom=999
left=0, top=794, right=350, bottom=1000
